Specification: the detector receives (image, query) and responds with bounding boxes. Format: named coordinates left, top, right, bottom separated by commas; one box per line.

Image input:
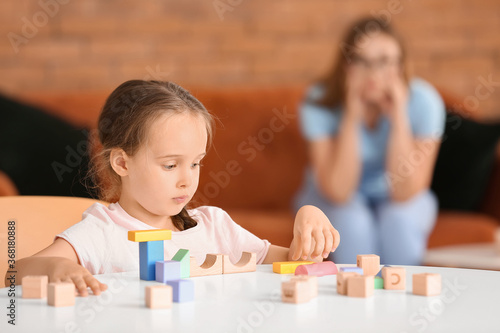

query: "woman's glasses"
left=350, top=55, right=402, bottom=72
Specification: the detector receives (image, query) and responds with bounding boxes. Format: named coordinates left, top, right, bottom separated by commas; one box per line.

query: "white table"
left=424, top=243, right=500, bottom=270
left=2, top=264, right=500, bottom=333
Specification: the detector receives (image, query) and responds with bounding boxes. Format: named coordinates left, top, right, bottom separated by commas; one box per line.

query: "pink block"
left=295, top=261, right=338, bottom=277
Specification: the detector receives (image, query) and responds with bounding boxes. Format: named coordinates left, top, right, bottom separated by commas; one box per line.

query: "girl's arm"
left=5, top=238, right=107, bottom=296
left=385, top=76, right=441, bottom=201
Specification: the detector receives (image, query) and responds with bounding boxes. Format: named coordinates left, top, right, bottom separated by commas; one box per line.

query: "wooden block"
left=347, top=275, right=374, bottom=298
left=382, top=266, right=406, bottom=290
left=272, top=261, right=314, bottom=274
left=281, top=279, right=314, bottom=304
left=290, top=275, right=318, bottom=298
left=155, top=260, right=181, bottom=283
left=145, top=285, right=172, bottom=309
left=223, top=252, right=257, bottom=274
left=167, top=279, right=194, bottom=302
left=295, top=261, right=338, bottom=277
left=172, top=249, right=190, bottom=278
left=413, top=273, right=442, bottom=296
left=128, top=229, right=172, bottom=242
left=374, top=276, right=384, bottom=289
left=22, top=275, right=48, bottom=298
left=47, top=283, right=75, bottom=307
left=339, top=267, right=364, bottom=275
left=139, top=240, right=164, bottom=281
left=357, top=254, right=380, bottom=276
left=190, top=254, right=223, bottom=277
left=336, top=271, right=359, bottom=295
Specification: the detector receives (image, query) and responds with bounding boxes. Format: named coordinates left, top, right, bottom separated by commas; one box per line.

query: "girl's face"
left=347, top=33, right=402, bottom=103
left=122, top=112, right=207, bottom=219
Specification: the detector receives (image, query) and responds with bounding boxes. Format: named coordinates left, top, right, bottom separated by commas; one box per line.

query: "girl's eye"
left=192, top=162, right=203, bottom=168
left=163, top=164, right=176, bottom=170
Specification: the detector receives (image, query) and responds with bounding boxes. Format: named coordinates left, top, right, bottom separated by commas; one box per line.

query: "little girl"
left=10, top=80, right=339, bottom=296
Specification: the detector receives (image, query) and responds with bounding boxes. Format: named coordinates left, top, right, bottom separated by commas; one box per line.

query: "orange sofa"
left=5, top=86, right=500, bottom=249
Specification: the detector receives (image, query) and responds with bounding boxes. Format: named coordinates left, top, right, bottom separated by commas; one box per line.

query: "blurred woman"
left=294, top=17, right=445, bottom=265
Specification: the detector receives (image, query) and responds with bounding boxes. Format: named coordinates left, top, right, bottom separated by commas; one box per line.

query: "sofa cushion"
left=431, top=112, right=500, bottom=211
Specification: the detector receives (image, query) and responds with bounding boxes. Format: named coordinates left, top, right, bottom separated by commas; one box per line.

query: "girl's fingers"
left=331, top=228, right=340, bottom=251
left=300, top=229, right=312, bottom=261
left=292, top=236, right=302, bottom=261
left=311, top=229, right=325, bottom=259
left=84, top=275, right=104, bottom=296
left=323, top=229, right=334, bottom=258
left=71, top=276, right=89, bottom=297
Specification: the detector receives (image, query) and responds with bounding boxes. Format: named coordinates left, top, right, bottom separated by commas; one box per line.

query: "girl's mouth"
left=173, top=195, right=189, bottom=204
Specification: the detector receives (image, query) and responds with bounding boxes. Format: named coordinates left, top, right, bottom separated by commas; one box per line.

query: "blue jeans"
left=293, top=179, right=438, bottom=266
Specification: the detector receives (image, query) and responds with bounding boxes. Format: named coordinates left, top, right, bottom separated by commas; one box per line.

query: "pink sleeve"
left=196, top=207, right=271, bottom=265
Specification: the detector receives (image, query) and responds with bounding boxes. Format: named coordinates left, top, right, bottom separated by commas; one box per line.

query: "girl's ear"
left=110, top=148, right=129, bottom=177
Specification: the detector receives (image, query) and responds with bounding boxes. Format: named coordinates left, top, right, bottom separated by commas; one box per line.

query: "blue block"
left=155, top=260, right=181, bottom=283
left=376, top=265, right=390, bottom=278
left=139, top=241, right=164, bottom=281
left=340, top=267, right=364, bottom=275
left=166, top=279, right=194, bottom=303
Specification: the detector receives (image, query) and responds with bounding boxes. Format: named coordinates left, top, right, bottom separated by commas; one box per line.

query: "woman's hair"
left=86, top=80, right=214, bottom=230
left=315, top=17, right=410, bottom=109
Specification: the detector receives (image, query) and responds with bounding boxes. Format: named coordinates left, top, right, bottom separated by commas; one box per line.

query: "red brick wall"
left=0, top=0, right=499, bottom=118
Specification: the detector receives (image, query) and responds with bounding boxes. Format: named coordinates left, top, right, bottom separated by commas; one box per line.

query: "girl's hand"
left=290, top=205, right=340, bottom=261
left=49, top=257, right=108, bottom=296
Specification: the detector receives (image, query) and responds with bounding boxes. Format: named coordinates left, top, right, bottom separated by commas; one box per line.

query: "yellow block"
left=273, top=261, right=315, bottom=274
left=128, top=229, right=172, bottom=242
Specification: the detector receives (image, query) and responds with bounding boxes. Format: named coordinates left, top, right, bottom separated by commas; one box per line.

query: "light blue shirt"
left=299, top=78, right=446, bottom=200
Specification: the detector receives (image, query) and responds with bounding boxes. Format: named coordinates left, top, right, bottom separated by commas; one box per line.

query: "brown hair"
left=315, top=17, right=410, bottom=109
left=86, top=80, right=214, bottom=230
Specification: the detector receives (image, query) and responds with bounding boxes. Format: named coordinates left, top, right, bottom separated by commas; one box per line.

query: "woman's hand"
left=345, top=66, right=366, bottom=121
left=49, top=257, right=108, bottom=296
left=381, top=71, right=408, bottom=120
left=289, top=205, right=340, bottom=261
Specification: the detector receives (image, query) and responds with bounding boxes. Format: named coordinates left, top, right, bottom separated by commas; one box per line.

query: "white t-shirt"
left=56, top=202, right=271, bottom=275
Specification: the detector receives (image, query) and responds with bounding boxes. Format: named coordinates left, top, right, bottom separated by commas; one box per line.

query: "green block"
left=172, top=249, right=190, bottom=278
left=374, top=276, right=384, bottom=289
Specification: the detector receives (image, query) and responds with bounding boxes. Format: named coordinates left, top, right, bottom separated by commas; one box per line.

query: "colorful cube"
left=166, top=279, right=194, bottom=302
left=374, top=276, right=384, bottom=289
left=273, top=261, right=314, bottom=274
left=339, top=267, right=364, bottom=275
left=156, top=260, right=182, bottom=283
left=347, top=275, right=374, bottom=298
left=22, top=275, right=48, bottom=298
left=357, top=254, right=380, bottom=276
left=47, top=282, right=75, bottom=307
left=382, top=266, right=406, bottom=290
left=413, top=273, right=441, bottom=296
left=145, top=285, right=172, bottom=309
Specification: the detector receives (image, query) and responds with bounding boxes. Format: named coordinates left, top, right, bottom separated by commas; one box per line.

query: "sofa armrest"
left=481, top=142, right=500, bottom=221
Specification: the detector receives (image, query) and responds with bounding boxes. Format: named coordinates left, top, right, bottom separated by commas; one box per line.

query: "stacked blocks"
left=145, top=285, right=173, bottom=309
left=48, top=282, right=75, bottom=307
left=172, top=249, right=190, bottom=278
left=357, top=254, right=380, bottom=276
left=413, top=273, right=441, bottom=296
left=22, top=275, right=48, bottom=298
left=155, top=260, right=182, bottom=283
left=128, top=229, right=172, bottom=281
left=337, top=271, right=360, bottom=295
left=273, top=261, right=314, bottom=274
left=167, top=280, right=194, bottom=302
left=295, top=261, right=338, bottom=277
